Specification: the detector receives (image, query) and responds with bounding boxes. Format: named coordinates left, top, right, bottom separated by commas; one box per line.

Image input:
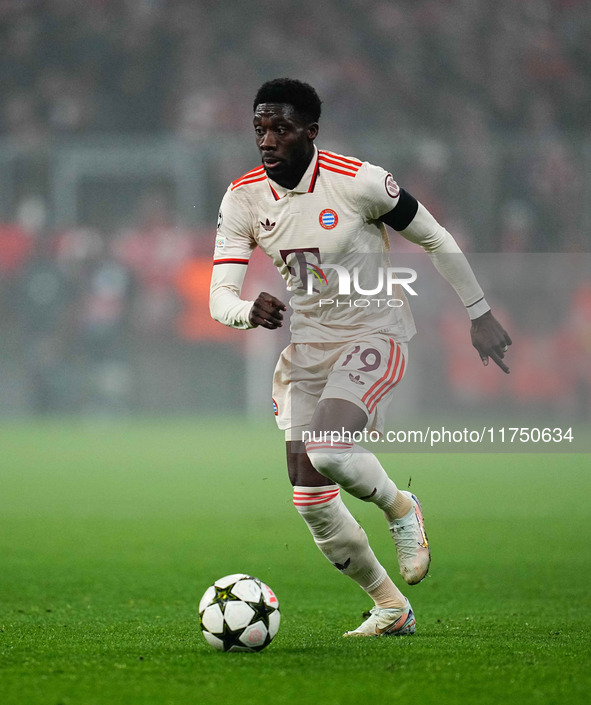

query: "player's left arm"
left=379, top=192, right=512, bottom=373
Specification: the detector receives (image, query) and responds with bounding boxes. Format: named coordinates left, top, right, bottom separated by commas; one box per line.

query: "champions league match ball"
left=199, top=574, right=280, bottom=652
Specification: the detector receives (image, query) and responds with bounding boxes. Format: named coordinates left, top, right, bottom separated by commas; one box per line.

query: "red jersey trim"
left=319, top=163, right=358, bottom=178
left=362, top=340, right=399, bottom=409
left=231, top=174, right=267, bottom=191
left=232, top=165, right=264, bottom=185
left=319, top=154, right=360, bottom=174
left=369, top=357, right=405, bottom=411
left=308, top=150, right=321, bottom=192
left=319, top=150, right=362, bottom=167
left=362, top=341, right=405, bottom=413
left=213, top=258, right=250, bottom=265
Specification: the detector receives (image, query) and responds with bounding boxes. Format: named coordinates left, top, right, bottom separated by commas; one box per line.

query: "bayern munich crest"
left=319, top=208, right=338, bottom=229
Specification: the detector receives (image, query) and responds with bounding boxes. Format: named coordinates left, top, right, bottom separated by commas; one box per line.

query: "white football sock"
left=305, top=440, right=399, bottom=511
left=293, top=486, right=386, bottom=593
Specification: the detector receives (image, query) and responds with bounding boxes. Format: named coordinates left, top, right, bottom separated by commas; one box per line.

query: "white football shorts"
left=272, top=334, right=408, bottom=441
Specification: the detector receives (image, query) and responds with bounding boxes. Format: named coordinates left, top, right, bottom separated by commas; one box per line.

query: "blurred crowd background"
left=0, top=0, right=589, bottom=419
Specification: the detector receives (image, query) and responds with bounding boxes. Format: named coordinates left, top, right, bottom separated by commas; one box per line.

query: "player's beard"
left=264, top=145, right=314, bottom=188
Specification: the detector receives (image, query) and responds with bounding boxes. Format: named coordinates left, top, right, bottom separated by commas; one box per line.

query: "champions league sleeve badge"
left=385, top=174, right=400, bottom=198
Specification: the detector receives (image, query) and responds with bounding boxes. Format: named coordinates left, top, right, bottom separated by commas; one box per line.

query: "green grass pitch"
left=1, top=418, right=589, bottom=705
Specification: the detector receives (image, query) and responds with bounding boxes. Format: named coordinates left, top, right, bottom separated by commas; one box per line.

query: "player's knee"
left=305, top=441, right=352, bottom=483
left=306, top=449, right=343, bottom=477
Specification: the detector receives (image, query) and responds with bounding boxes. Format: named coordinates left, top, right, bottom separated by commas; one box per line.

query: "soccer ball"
left=199, top=573, right=280, bottom=652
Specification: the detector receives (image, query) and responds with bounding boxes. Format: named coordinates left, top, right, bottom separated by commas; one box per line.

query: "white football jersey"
left=213, top=146, right=417, bottom=343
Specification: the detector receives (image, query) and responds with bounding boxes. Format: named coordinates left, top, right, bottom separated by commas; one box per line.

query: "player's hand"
left=249, top=291, right=287, bottom=330
left=470, top=310, right=512, bottom=374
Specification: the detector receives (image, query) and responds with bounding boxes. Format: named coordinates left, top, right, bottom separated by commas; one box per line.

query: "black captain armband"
left=379, top=189, right=419, bottom=231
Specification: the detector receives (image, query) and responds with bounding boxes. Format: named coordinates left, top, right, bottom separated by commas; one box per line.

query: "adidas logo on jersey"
left=260, top=218, right=276, bottom=231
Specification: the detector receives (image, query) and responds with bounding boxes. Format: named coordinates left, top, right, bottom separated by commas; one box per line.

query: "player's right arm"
left=209, top=189, right=286, bottom=330
left=210, top=265, right=286, bottom=330
left=209, top=189, right=257, bottom=329
left=209, top=260, right=255, bottom=329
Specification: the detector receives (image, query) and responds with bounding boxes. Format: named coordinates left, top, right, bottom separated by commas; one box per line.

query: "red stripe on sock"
left=293, top=488, right=340, bottom=506
left=305, top=441, right=354, bottom=451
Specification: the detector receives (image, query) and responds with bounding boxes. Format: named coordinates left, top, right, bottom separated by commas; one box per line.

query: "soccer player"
left=210, top=78, right=511, bottom=637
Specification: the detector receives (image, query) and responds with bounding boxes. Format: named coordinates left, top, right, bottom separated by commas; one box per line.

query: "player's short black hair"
left=253, top=78, right=322, bottom=124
